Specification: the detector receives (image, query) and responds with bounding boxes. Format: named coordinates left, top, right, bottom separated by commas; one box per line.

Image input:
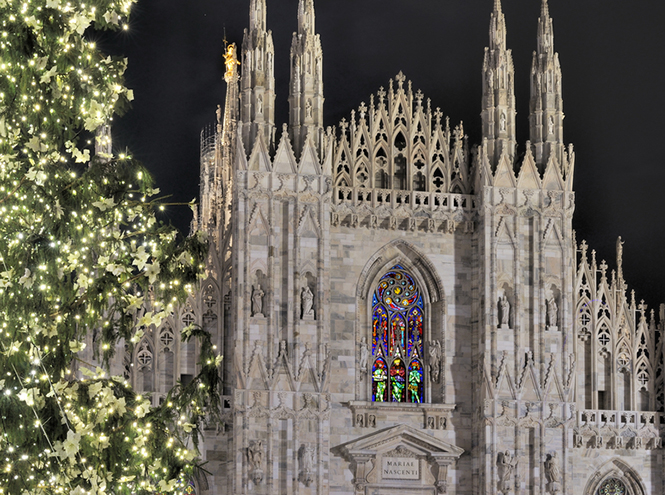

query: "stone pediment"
left=339, top=423, right=463, bottom=458
left=335, top=424, right=463, bottom=493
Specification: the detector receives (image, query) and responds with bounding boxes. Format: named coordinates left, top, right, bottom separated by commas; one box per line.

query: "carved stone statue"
left=248, top=440, right=264, bottom=484
left=544, top=452, right=561, bottom=488
left=500, top=296, right=510, bottom=327
left=359, top=337, right=369, bottom=372
left=498, top=450, right=517, bottom=493
left=256, top=94, right=263, bottom=115
left=428, top=340, right=441, bottom=383
left=301, top=285, right=314, bottom=319
left=617, top=236, right=624, bottom=273
left=548, top=115, right=554, bottom=135
left=299, top=444, right=315, bottom=486
left=252, top=284, right=264, bottom=317
left=500, top=112, right=506, bottom=132
left=547, top=297, right=558, bottom=327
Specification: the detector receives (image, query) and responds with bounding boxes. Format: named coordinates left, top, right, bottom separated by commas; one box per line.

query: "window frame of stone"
left=369, top=264, right=427, bottom=404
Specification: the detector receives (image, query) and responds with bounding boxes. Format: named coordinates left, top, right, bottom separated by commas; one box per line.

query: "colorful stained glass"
left=371, top=266, right=427, bottom=404
left=407, top=305, right=423, bottom=357
left=373, top=305, right=388, bottom=354
left=597, top=479, right=626, bottom=495
left=391, top=313, right=406, bottom=354
left=372, top=358, right=388, bottom=402
left=408, top=360, right=423, bottom=403
left=184, top=480, right=196, bottom=495
left=376, top=267, right=419, bottom=312
left=390, top=358, right=406, bottom=402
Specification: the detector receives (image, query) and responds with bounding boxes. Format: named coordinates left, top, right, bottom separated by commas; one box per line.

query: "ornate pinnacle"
left=541, top=0, right=550, bottom=19
left=494, top=0, right=503, bottom=14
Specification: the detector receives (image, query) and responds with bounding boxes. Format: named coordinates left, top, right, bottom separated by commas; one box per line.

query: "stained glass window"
left=371, top=265, right=425, bottom=403
left=597, top=478, right=626, bottom=495
left=182, top=479, right=196, bottom=495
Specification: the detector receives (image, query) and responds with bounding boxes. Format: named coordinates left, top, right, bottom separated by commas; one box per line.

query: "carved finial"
left=377, top=86, right=386, bottom=104
left=415, top=89, right=424, bottom=106
left=599, top=260, right=608, bottom=279
left=339, top=117, right=348, bottom=133
left=580, top=240, right=588, bottom=259
left=541, top=0, right=550, bottom=18
left=434, top=107, right=443, bottom=127
left=358, top=102, right=367, bottom=120
left=395, top=71, right=406, bottom=88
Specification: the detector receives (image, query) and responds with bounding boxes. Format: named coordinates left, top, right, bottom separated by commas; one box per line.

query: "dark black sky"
left=101, top=0, right=665, bottom=308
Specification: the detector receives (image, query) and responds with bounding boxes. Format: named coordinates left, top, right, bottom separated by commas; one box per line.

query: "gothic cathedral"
left=128, top=1, right=665, bottom=493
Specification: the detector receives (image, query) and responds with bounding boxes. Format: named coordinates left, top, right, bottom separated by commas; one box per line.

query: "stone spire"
left=240, top=0, right=276, bottom=153
left=529, top=0, right=564, bottom=170
left=289, top=0, right=324, bottom=158
left=481, top=0, right=516, bottom=168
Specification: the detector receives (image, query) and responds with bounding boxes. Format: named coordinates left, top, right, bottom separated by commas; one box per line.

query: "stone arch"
left=583, top=459, right=646, bottom=495
left=356, top=239, right=445, bottom=306
left=356, top=240, right=448, bottom=403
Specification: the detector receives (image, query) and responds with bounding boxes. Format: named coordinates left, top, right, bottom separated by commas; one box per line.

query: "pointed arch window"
left=597, top=478, right=626, bottom=495
left=371, top=265, right=424, bottom=403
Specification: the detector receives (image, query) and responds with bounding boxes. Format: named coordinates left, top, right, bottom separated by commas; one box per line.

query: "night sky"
left=99, top=0, right=665, bottom=309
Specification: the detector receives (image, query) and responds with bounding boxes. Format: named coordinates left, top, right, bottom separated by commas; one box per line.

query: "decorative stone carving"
left=248, top=440, right=264, bottom=485
left=359, top=336, right=369, bottom=374
left=544, top=452, right=561, bottom=493
left=301, top=285, right=314, bottom=320
left=499, top=295, right=510, bottom=328
left=251, top=284, right=264, bottom=317
left=497, top=450, right=517, bottom=494
left=428, top=340, right=442, bottom=383
left=546, top=296, right=558, bottom=329
left=299, top=443, right=315, bottom=486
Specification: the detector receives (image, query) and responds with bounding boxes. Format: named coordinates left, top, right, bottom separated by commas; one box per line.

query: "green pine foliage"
left=0, top=0, right=221, bottom=493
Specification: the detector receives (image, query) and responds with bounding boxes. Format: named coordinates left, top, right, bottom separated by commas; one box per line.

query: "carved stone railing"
left=348, top=400, right=455, bottom=431
left=573, top=409, right=664, bottom=450
left=333, top=186, right=476, bottom=213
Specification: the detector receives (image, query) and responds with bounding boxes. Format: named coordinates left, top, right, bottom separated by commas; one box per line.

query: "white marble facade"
left=114, top=1, right=665, bottom=494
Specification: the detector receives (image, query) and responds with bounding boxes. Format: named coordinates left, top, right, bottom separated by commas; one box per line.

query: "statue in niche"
left=368, top=414, right=376, bottom=427
left=500, top=296, right=510, bottom=328
left=252, top=284, right=264, bottom=317
left=248, top=440, right=264, bottom=484
left=301, top=285, right=314, bottom=319
left=544, top=452, right=561, bottom=490
left=500, top=112, right=506, bottom=132
left=548, top=115, right=554, bottom=135
left=299, top=444, right=315, bottom=486
left=486, top=69, right=494, bottom=89
left=359, top=337, right=369, bottom=372
left=428, top=340, right=441, bottom=383
left=256, top=94, right=263, bottom=115
left=306, top=99, right=313, bottom=119
left=547, top=297, right=558, bottom=327
left=356, top=413, right=364, bottom=427
left=498, top=451, right=517, bottom=493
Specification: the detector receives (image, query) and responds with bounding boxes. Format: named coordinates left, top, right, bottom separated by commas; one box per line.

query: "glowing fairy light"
left=0, top=0, right=221, bottom=493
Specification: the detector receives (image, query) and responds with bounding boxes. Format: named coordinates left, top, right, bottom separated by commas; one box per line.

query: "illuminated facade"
left=120, top=0, right=665, bottom=493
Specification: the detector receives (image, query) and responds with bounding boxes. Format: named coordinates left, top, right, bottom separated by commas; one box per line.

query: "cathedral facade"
left=123, top=0, right=665, bottom=493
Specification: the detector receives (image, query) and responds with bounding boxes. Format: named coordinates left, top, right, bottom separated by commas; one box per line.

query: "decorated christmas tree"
left=0, top=1, right=221, bottom=493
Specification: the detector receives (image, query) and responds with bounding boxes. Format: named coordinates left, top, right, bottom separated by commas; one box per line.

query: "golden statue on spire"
left=223, top=42, right=240, bottom=81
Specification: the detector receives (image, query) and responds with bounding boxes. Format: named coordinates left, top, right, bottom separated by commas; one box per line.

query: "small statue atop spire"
left=223, top=43, right=240, bottom=82
left=616, top=236, right=625, bottom=279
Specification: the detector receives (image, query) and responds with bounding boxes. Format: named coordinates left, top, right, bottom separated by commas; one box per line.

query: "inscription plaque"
left=382, top=457, right=420, bottom=480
